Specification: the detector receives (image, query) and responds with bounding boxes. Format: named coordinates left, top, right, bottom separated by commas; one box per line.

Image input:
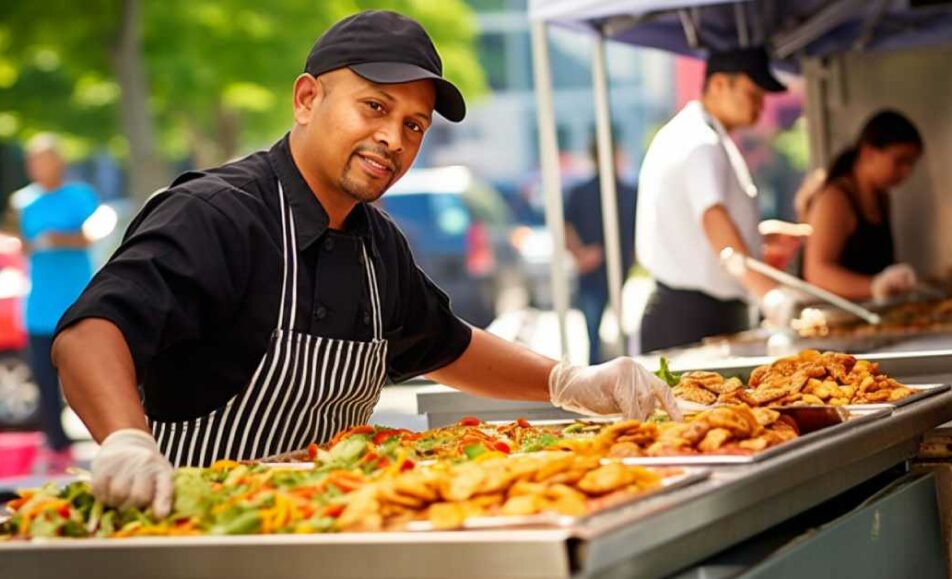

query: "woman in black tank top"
left=801, top=110, right=923, bottom=301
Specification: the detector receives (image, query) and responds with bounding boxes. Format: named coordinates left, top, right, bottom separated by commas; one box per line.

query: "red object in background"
left=763, top=233, right=804, bottom=271
left=0, top=431, right=41, bottom=477
left=0, top=234, right=27, bottom=352
left=465, top=221, right=495, bottom=277
left=674, top=56, right=803, bottom=130
left=675, top=56, right=706, bottom=110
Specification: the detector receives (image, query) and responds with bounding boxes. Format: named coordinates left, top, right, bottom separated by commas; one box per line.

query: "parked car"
left=0, top=233, right=38, bottom=431
left=493, top=177, right=578, bottom=309
left=377, top=166, right=528, bottom=328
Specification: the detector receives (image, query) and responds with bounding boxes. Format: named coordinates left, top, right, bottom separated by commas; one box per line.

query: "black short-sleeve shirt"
left=56, top=134, right=472, bottom=422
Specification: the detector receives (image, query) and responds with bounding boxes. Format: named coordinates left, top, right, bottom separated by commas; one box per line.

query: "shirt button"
left=323, top=237, right=335, bottom=252
left=314, top=306, right=328, bottom=320
left=362, top=311, right=371, bottom=325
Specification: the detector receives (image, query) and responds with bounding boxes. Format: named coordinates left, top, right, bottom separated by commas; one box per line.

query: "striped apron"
left=150, top=180, right=388, bottom=467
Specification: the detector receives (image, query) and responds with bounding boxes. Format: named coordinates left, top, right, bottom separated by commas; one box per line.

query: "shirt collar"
left=688, top=101, right=758, bottom=199
left=267, top=133, right=374, bottom=251
left=690, top=100, right=729, bottom=137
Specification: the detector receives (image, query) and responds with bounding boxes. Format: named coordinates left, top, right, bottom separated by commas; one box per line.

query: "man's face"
left=296, top=68, right=435, bottom=203
left=716, top=74, right=765, bottom=129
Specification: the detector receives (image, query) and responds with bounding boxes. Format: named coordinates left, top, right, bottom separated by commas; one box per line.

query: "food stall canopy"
left=529, top=0, right=952, bottom=66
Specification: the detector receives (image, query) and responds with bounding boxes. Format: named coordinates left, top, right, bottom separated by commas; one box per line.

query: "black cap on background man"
left=706, top=46, right=786, bottom=93
left=304, top=10, right=466, bottom=122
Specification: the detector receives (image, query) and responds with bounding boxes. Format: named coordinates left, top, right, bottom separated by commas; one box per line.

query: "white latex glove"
left=871, top=264, right=918, bottom=302
left=759, top=287, right=804, bottom=329
left=549, top=357, right=683, bottom=421
left=91, top=429, right=174, bottom=518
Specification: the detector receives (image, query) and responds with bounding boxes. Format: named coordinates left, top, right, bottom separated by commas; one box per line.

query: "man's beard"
left=338, top=147, right=399, bottom=203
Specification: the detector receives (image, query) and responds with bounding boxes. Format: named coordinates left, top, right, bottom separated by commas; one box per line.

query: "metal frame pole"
left=530, top=20, right=571, bottom=361
left=590, top=34, right=625, bottom=358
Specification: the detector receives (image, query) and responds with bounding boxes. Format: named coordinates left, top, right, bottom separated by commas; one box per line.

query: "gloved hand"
left=91, top=429, right=174, bottom=518
left=759, top=287, right=804, bottom=329
left=549, top=357, right=683, bottom=421
left=871, top=263, right=918, bottom=302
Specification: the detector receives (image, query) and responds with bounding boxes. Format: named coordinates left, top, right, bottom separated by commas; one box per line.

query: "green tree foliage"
left=0, top=0, right=485, bottom=195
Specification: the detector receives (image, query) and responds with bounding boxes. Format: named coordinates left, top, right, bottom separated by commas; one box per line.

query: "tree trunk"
left=113, top=0, right=168, bottom=201
left=216, top=105, right=241, bottom=164
left=187, top=104, right=241, bottom=168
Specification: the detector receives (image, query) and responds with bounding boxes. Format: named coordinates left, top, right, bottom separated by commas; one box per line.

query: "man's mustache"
left=353, top=145, right=400, bottom=173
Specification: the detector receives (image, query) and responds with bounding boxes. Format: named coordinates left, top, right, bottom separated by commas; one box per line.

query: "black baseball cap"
left=304, top=10, right=466, bottom=122
left=706, top=46, right=786, bottom=93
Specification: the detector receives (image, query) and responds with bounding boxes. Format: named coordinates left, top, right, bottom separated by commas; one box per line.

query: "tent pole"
left=530, top=20, right=571, bottom=362
left=678, top=9, right=700, bottom=48
left=734, top=2, right=749, bottom=47
left=590, top=33, right=626, bottom=359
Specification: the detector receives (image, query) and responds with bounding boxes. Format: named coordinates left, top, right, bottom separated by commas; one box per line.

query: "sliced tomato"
left=493, top=441, right=511, bottom=454
left=372, top=429, right=408, bottom=445
left=516, top=418, right=531, bottom=428
left=358, top=452, right=379, bottom=465
left=306, top=442, right=319, bottom=460
left=323, top=504, right=345, bottom=518
left=399, top=458, right=415, bottom=472
left=458, top=416, right=481, bottom=427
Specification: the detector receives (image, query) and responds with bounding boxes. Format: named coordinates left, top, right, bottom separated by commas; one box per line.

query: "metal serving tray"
left=403, top=466, right=710, bottom=532
left=613, top=407, right=893, bottom=466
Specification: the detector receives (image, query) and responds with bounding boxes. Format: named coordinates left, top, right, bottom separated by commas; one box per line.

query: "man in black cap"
left=52, top=10, right=680, bottom=517
left=636, top=46, right=791, bottom=352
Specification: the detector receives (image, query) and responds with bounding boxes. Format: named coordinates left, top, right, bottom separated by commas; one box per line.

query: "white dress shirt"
left=635, top=100, right=762, bottom=301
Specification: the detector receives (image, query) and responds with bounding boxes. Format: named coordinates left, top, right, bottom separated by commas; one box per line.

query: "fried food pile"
left=673, top=372, right=744, bottom=406
left=564, top=404, right=797, bottom=458
left=673, top=350, right=914, bottom=407
left=338, top=453, right=663, bottom=532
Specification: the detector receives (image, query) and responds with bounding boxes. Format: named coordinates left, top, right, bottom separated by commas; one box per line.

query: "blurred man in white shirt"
left=636, top=47, right=786, bottom=351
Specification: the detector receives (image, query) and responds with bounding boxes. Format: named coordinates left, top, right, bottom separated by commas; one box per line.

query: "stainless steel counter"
left=5, top=390, right=952, bottom=579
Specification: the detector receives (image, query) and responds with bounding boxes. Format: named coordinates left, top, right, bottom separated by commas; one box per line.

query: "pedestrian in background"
left=564, top=139, right=636, bottom=365
left=8, top=133, right=99, bottom=472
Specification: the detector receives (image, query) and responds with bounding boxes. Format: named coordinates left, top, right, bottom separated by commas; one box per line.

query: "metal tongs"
left=720, top=247, right=882, bottom=326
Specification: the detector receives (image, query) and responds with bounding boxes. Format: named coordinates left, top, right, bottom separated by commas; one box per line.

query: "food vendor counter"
left=5, top=386, right=952, bottom=578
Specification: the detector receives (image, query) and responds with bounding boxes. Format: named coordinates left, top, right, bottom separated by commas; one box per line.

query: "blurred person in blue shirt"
left=564, top=139, right=637, bottom=365
left=8, top=133, right=99, bottom=471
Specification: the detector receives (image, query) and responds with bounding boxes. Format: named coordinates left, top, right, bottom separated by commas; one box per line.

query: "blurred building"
left=419, top=0, right=679, bottom=196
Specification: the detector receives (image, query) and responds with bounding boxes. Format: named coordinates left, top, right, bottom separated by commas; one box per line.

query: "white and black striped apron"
left=149, top=180, right=388, bottom=467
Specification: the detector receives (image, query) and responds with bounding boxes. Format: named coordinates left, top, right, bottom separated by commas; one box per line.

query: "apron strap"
left=276, top=181, right=299, bottom=331
left=361, top=242, right=383, bottom=341
left=279, top=177, right=381, bottom=340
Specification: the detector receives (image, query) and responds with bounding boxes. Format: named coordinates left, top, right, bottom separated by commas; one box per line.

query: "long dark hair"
left=825, top=109, right=923, bottom=185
